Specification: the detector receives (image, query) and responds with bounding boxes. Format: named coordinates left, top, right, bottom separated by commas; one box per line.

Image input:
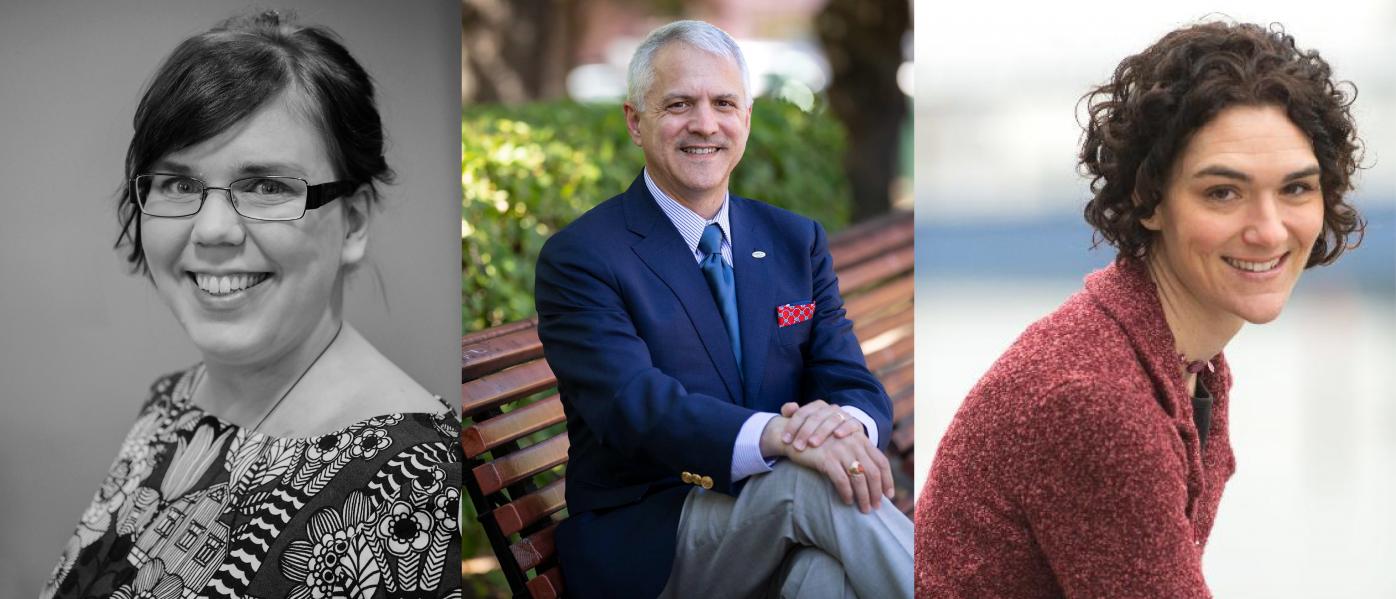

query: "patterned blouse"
left=41, top=367, right=462, bottom=599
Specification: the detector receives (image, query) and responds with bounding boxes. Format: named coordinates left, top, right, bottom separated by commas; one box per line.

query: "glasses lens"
left=230, top=177, right=309, bottom=220
left=136, top=174, right=204, bottom=217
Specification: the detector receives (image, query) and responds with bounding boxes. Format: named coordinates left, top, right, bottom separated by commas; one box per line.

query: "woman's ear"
left=1136, top=191, right=1164, bottom=231
left=340, top=184, right=372, bottom=266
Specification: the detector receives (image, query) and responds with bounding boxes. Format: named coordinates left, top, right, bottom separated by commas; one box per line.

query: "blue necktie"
left=699, top=223, right=742, bottom=378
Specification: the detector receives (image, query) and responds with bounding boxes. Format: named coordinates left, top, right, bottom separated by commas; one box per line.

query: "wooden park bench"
left=461, top=210, right=914, bottom=599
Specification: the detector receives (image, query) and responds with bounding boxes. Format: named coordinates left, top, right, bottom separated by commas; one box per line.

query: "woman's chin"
left=182, top=324, right=274, bottom=366
left=1229, top=295, right=1291, bottom=325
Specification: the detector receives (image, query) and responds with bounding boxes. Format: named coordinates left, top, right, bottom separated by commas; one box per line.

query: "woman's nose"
left=1241, top=195, right=1288, bottom=247
left=190, top=189, right=247, bottom=246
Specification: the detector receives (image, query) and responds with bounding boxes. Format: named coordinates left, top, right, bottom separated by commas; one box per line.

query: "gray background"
left=0, top=1, right=460, bottom=594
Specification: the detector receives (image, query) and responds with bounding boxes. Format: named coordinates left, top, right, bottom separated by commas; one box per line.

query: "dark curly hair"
left=1079, top=21, right=1363, bottom=267
left=116, top=10, right=394, bottom=274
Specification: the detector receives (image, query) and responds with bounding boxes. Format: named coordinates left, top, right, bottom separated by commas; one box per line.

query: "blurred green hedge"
left=463, top=96, right=850, bottom=332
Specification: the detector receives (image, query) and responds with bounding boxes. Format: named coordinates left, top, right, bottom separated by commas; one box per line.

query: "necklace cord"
left=249, top=321, right=345, bottom=433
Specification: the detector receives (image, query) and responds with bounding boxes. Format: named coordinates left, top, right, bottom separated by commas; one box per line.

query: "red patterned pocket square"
left=777, top=302, right=816, bottom=327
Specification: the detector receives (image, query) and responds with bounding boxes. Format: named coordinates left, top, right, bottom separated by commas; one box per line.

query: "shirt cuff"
left=840, top=406, right=878, bottom=448
left=731, top=412, right=779, bottom=483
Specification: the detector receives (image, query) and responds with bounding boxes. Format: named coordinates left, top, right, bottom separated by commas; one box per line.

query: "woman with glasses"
left=41, top=12, right=460, bottom=599
left=915, top=21, right=1363, bottom=597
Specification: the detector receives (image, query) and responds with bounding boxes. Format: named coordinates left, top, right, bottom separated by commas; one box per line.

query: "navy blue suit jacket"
left=534, top=174, right=891, bottom=599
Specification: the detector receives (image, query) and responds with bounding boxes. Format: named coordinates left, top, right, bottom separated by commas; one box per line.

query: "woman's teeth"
left=1224, top=256, right=1282, bottom=272
left=193, top=273, right=270, bottom=295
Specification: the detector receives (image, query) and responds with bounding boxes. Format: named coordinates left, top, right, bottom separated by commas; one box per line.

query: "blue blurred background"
left=913, top=2, right=1395, bottom=596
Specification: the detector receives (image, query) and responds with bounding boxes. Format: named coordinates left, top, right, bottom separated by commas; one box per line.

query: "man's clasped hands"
left=758, top=400, right=895, bottom=514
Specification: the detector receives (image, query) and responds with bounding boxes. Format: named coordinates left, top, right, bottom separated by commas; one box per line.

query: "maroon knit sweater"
left=915, top=260, right=1236, bottom=598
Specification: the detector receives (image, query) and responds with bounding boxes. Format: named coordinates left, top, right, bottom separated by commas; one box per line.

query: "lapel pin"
left=752, top=251, right=766, bottom=259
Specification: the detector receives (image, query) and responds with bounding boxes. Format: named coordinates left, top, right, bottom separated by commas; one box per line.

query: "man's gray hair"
left=626, top=20, right=752, bottom=112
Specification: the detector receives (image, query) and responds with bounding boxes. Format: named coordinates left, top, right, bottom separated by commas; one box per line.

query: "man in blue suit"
left=535, top=20, right=913, bottom=599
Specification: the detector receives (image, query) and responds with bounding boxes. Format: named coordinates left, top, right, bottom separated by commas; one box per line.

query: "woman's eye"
left=161, top=177, right=199, bottom=195
left=1282, top=182, right=1316, bottom=196
left=1205, top=187, right=1238, bottom=202
left=251, top=179, right=289, bottom=195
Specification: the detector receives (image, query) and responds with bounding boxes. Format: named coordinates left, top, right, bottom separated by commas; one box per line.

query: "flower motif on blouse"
left=413, top=463, right=447, bottom=496
left=110, top=558, right=186, bottom=599
left=306, top=431, right=354, bottom=464
left=432, top=486, right=460, bottom=532
left=366, top=413, right=404, bottom=428
left=280, top=491, right=381, bottom=599
left=349, top=427, right=391, bottom=461
left=78, top=441, right=156, bottom=540
left=432, top=413, right=458, bottom=440
left=376, top=500, right=434, bottom=557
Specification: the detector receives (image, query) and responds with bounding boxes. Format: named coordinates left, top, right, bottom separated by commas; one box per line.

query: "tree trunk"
left=462, top=0, right=578, bottom=103
left=816, top=0, right=910, bottom=222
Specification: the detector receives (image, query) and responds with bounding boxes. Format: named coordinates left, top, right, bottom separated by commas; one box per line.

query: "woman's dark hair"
left=116, top=10, right=394, bottom=273
left=1079, top=21, right=1363, bottom=267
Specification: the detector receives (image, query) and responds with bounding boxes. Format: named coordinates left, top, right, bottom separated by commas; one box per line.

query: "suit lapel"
left=731, top=197, right=776, bottom=406
left=623, top=177, right=745, bottom=403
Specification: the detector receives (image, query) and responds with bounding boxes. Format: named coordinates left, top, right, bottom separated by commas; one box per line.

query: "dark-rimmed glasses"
left=131, top=174, right=357, bottom=221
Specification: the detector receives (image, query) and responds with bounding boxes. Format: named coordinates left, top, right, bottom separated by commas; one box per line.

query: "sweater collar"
left=1084, top=259, right=1231, bottom=416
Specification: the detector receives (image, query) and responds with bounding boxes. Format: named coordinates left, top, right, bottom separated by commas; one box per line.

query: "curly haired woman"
left=915, top=21, right=1363, bottom=598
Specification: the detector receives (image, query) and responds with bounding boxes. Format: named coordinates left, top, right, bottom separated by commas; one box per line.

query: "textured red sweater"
left=916, top=261, right=1235, bottom=598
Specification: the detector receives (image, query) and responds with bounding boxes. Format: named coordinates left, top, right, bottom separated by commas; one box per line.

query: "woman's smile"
left=185, top=270, right=275, bottom=309
left=189, top=271, right=272, bottom=296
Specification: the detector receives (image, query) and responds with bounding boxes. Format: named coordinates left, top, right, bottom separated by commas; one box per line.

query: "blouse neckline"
left=170, top=364, right=452, bottom=442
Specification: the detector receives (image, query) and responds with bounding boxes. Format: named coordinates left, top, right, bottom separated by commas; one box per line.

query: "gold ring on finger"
left=846, top=460, right=865, bottom=476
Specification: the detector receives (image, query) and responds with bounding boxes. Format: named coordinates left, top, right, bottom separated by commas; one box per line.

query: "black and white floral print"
left=41, top=367, right=462, bottom=599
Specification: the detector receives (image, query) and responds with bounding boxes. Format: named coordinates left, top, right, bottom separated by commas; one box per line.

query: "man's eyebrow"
left=659, top=93, right=695, bottom=104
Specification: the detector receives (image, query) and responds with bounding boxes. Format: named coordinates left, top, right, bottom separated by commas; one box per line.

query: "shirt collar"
left=644, top=167, right=731, bottom=256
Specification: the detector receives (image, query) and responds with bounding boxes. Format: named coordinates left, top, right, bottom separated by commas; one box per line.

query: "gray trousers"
left=656, top=460, right=913, bottom=599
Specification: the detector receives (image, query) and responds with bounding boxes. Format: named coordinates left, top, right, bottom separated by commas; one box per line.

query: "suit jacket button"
left=681, top=472, right=693, bottom=484
left=700, top=476, right=713, bottom=489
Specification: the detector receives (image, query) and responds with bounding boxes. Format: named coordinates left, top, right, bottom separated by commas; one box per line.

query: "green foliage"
left=463, top=96, right=850, bottom=332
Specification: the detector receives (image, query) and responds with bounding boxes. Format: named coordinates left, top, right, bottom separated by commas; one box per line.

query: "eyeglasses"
left=131, top=173, right=357, bottom=221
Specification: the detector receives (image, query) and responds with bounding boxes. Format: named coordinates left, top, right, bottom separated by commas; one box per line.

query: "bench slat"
left=462, top=360, right=556, bottom=417
left=462, top=394, right=565, bottom=458
left=473, top=433, right=570, bottom=495
left=891, top=419, right=915, bottom=454
left=493, top=477, right=567, bottom=537
left=884, top=363, right=915, bottom=421
left=864, top=334, right=914, bottom=374
left=829, top=211, right=913, bottom=268
left=526, top=566, right=564, bottom=599
left=510, top=522, right=559, bottom=573
left=854, top=303, right=914, bottom=344
left=461, top=327, right=545, bottom=381
left=844, top=275, right=913, bottom=324
left=838, top=245, right=914, bottom=295
left=461, top=316, right=539, bottom=347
